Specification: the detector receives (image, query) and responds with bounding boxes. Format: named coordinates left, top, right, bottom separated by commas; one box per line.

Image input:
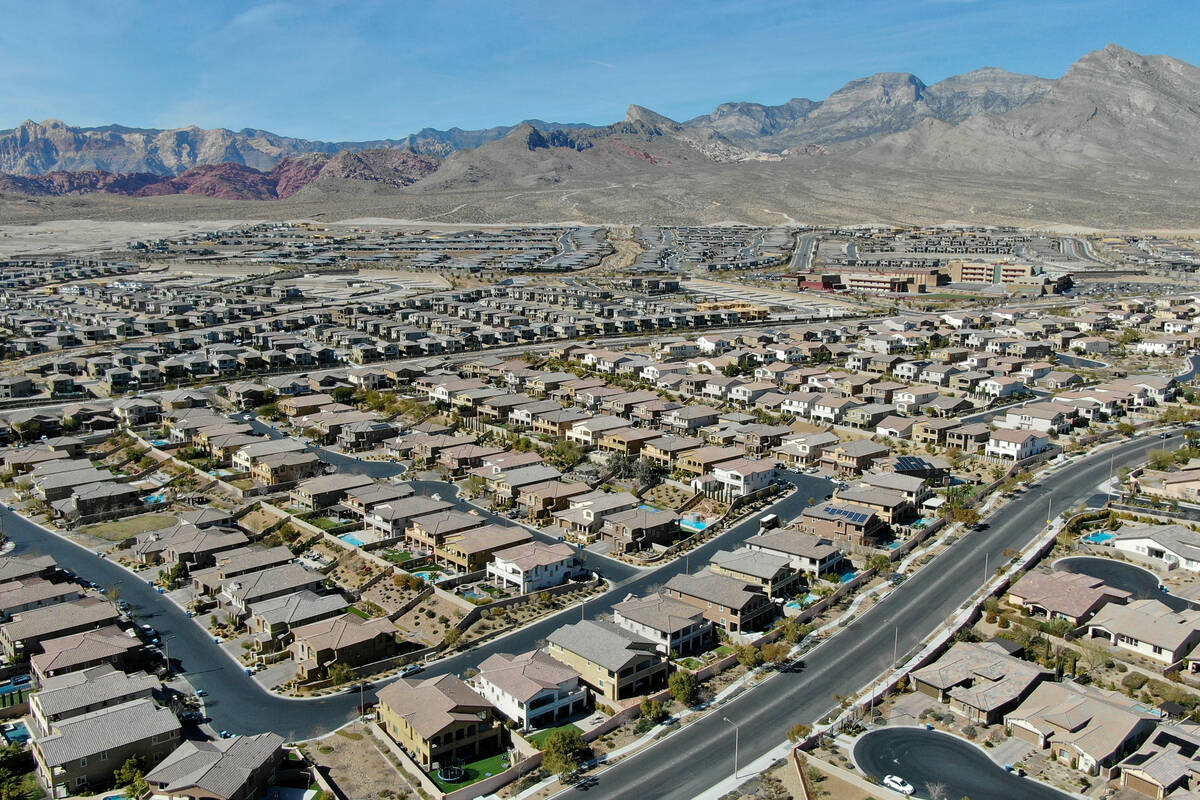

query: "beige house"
left=546, top=620, right=667, bottom=701
left=377, top=675, right=504, bottom=770
left=32, top=698, right=181, bottom=797
left=290, top=614, right=400, bottom=681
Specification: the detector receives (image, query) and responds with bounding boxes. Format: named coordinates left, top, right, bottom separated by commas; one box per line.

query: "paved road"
left=853, top=728, right=1071, bottom=800
left=556, top=432, right=1177, bottom=800
left=0, top=469, right=827, bottom=740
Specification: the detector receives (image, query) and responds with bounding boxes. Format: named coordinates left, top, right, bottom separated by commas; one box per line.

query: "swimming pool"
left=340, top=534, right=366, bottom=547
left=785, top=593, right=821, bottom=610
left=145, top=494, right=168, bottom=504
left=2, top=721, right=29, bottom=744
left=638, top=503, right=662, bottom=512
left=413, top=570, right=441, bottom=581
left=839, top=571, right=858, bottom=584
left=1082, top=532, right=1115, bottom=544
left=680, top=518, right=710, bottom=533
left=0, top=677, right=29, bottom=697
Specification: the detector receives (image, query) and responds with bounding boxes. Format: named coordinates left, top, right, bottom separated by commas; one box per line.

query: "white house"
left=985, top=429, right=1050, bottom=461
left=1086, top=599, right=1200, bottom=665
left=473, top=650, right=589, bottom=731
left=702, top=458, right=776, bottom=497
left=1136, top=338, right=1180, bottom=356
left=486, top=541, right=579, bottom=594
left=1111, top=524, right=1200, bottom=573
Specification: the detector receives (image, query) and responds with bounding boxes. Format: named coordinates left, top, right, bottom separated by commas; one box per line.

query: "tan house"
left=434, top=524, right=532, bottom=572
left=546, top=619, right=668, bottom=702
left=910, top=641, right=1051, bottom=725
left=663, top=571, right=775, bottom=634
left=32, top=698, right=181, bottom=797
left=250, top=451, right=321, bottom=486
left=676, top=446, right=743, bottom=476
left=377, top=675, right=503, bottom=770
left=290, top=614, right=400, bottom=681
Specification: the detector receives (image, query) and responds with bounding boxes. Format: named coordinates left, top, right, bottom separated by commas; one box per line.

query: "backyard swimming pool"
left=1081, top=532, right=1115, bottom=544
left=680, top=518, right=710, bottom=533
left=2, top=721, right=28, bottom=744
left=340, top=533, right=366, bottom=547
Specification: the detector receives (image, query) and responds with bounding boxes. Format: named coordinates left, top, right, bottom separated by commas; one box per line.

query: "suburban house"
left=985, top=429, right=1051, bottom=461
left=796, top=503, right=888, bottom=547
left=144, top=733, right=285, bottom=800
left=32, top=698, right=181, bottom=797
left=1005, top=571, right=1131, bottom=624
left=599, top=508, right=681, bottom=554
left=30, top=665, right=158, bottom=735
left=434, top=524, right=533, bottom=572
left=485, top=541, right=579, bottom=594
left=1085, top=600, right=1200, bottom=665
left=31, top=626, right=146, bottom=682
left=910, top=641, right=1052, bottom=725
left=1005, top=682, right=1159, bottom=777
left=663, top=570, right=775, bottom=634
left=473, top=650, right=589, bottom=731
left=1119, top=725, right=1200, bottom=799
left=611, top=592, right=714, bottom=656
left=744, top=529, right=845, bottom=576
left=709, top=549, right=802, bottom=600
left=1111, top=524, right=1200, bottom=573
left=377, top=675, right=504, bottom=771
left=290, top=614, right=400, bottom=681
left=546, top=619, right=668, bottom=701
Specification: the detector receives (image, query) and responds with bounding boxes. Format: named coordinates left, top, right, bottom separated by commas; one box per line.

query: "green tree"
left=328, top=662, right=357, bottom=685
left=669, top=670, right=698, bottom=706
left=786, top=723, right=812, bottom=743
left=736, top=644, right=764, bottom=669
left=332, top=386, right=356, bottom=404
left=442, top=627, right=463, bottom=647
left=1148, top=449, right=1176, bottom=471
left=114, top=755, right=148, bottom=797
left=760, top=641, right=791, bottom=666
left=639, top=697, right=667, bottom=723
left=541, top=727, right=589, bottom=779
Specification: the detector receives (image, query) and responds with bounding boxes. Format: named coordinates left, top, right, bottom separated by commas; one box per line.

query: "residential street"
left=0, top=431, right=1177, bottom=787
left=549, top=431, right=1180, bottom=800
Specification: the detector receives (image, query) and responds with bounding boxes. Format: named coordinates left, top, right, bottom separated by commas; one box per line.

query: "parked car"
left=883, top=775, right=914, bottom=796
left=401, top=663, right=424, bottom=677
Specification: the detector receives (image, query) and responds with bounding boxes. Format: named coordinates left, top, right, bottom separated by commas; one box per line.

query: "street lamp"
left=723, top=716, right=740, bottom=779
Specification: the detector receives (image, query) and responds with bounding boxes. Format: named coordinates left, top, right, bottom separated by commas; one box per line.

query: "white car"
left=883, top=775, right=914, bottom=796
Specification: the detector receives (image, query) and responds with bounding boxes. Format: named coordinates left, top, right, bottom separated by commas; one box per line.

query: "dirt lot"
left=393, top=592, right=467, bottom=646
left=77, top=512, right=179, bottom=541
left=306, top=723, right=419, bottom=800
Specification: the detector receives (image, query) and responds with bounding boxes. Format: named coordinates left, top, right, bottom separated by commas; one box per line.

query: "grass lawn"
left=526, top=723, right=582, bottom=750
left=381, top=549, right=413, bottom=563
left=429, top=751, right=512, bottom=791
left=712, top=645, right=734, bottom=658
left=346, top=606, right=371, bottom=620
left=303, top=515, right=342, bottom=531
left=79, top=512, right=178, bottom=540
left=678, top=657, right=704, bottom=670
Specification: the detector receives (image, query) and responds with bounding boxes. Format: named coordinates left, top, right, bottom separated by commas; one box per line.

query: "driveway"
left=853, top=728, right=1072, bottom=800
left=1054, top=555, right=1198, bottom=610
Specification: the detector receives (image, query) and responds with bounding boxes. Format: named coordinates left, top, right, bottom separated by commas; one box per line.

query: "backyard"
left=430, top=751, right=513, bottom=792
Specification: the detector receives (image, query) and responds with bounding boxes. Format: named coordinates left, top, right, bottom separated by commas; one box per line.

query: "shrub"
left=1121, top=672, right=1149, bottom=692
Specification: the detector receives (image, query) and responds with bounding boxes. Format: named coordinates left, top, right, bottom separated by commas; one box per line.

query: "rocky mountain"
left=0, top=118, right=596, bottom=177
left=685, top=68, right=1051, bottom=151
left=4, top=45, right=1200, bottom=228
left=854, top=44, right=1200, bottom=176
left=0, top=149, right=438, bottom=200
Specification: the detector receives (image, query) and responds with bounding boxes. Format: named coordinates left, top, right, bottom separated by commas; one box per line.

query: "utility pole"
left=893, top=626, right=898, bottom=667
left=723, top=717, right=740, bottom=779
left=983, top=551, right=988, bottom=583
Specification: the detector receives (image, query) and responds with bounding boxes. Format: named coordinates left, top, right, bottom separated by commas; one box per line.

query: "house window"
left=79, top=758, right=88, bottom=767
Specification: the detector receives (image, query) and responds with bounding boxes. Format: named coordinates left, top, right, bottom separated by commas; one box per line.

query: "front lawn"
left=526, top=723, right=582, bottom=750
left=381, top=549, right=414, bottom=563
left=428, top=751, right=512, bottom=792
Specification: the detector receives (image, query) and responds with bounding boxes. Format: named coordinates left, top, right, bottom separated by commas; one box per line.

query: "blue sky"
left=2, top=0, right=1197, bottom=141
